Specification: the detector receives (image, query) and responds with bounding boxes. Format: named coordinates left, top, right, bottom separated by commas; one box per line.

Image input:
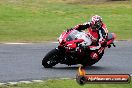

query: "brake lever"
left=112, top=43, right=116, bottom=47
left=107, top=43, right=116, bottom=48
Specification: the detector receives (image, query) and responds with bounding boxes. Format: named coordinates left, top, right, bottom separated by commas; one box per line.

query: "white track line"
left=32, top=80, right=43, bottom=82
left=52, top=42, right=59, bottom=44
left=4, top=43, right=31, bottom=45
left=0, top=83, right=6, bottom=85
left=7, top=82, right=18, bottom=85
left=2, top=40, right=119, bottom=45
left=19, top=81, right=32, bottom=84
left=51, top=41, right=119, bottom=44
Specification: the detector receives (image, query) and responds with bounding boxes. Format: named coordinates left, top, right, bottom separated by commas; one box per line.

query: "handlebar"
left=107, top=43, right=116, bottom=48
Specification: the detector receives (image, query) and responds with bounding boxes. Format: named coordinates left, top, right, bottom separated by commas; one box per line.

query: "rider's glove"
left=66, top=28, right=73, bottom=32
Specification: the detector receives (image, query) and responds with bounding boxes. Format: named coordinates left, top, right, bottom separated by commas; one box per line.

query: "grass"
left=0, top=0, right=132, bottom=42
left=0, top=79, right=132, bottom=88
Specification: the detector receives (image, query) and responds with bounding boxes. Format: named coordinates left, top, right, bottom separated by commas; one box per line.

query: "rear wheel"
left=42, top=48, right=60, bottom=68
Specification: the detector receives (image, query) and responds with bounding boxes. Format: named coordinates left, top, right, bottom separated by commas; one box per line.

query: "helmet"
left=90, top=15, right=102, bottom=31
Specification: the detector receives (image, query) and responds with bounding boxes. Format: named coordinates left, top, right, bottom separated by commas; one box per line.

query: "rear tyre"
left=42, top=48, right=60, bottom=68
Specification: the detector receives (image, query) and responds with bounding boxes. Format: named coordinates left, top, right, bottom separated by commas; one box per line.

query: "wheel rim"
left=47, top=55, right=58, bottom=65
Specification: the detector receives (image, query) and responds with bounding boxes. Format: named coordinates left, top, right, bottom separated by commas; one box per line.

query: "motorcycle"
left=42, top=29, right=116, bottom=68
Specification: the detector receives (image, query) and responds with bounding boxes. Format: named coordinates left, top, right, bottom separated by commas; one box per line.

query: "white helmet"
left=90, top=15, right=103, bottom=31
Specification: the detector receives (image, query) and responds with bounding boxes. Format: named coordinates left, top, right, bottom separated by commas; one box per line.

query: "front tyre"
left=42, top=48, right=60, bottom=68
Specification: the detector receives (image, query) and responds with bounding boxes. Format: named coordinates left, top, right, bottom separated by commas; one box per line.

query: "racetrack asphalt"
left=0, top=41, right=132, bottom=82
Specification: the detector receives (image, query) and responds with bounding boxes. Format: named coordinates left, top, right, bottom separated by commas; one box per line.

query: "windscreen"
left=66, top=30, right=79, bottom=41
left=66, top=30, right=92, bottom=46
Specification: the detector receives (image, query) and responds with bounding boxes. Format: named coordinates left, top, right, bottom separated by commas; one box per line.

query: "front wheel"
left=42, top=48, right=60, bottom=68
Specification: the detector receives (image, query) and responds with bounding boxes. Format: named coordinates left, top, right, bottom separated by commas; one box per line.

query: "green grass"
left=0, top=0, right=132, bottom=42
left=0, top=79, right=132, bottom=88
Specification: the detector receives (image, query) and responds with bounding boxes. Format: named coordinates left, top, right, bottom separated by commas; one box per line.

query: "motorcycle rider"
left=68, top=15, right=108, bottom=60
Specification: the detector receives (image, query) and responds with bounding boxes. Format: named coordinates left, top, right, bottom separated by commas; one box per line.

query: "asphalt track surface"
left=0, top=41, right=132, bottom=82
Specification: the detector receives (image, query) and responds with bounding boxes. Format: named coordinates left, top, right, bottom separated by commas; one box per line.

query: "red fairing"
left=58, top=30, right=73, bottom=44
left=65, top=39, right=84, bottom=49
left=107, top=33, right=116, bottom=45
left=112, top=33, right=116, bottom=39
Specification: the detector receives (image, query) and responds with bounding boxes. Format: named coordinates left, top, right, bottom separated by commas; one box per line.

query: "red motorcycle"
left=42, top=29, right=116, bottom=68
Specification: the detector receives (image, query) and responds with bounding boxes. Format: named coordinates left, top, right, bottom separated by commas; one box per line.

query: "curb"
left=0, top=78, right=72, bottom=86
left=0, top=80, right=44, bottom=85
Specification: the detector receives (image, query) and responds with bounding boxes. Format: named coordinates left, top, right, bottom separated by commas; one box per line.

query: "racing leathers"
left=73, top=22, right=108, bottom=60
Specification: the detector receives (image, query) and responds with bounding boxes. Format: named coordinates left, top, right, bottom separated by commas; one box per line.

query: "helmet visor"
left=91, top=21, right=101, bottom=30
